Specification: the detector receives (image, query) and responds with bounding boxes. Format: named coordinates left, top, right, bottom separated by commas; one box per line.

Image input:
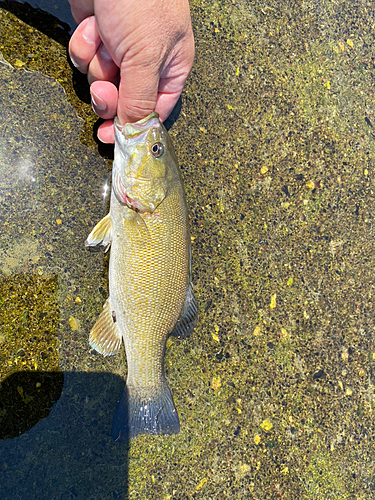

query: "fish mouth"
left=115, top=113, right=160, bottom=140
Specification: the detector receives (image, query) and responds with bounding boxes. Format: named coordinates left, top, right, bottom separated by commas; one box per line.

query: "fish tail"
left=111, top=380, right=180, bottom=441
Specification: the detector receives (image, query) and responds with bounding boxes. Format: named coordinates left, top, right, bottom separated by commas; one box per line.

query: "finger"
left=117, top=59, right=160, bottom=125
left=87, top=43, right=119, bottom=86
left=68, top=16, right=101, bottom=74
left=156, top=71, right=192, bottom=122
left=97, top=120, right=115, bottom=144
left=155, top=91, right=181, bottom=123
left=152, top=34, right=195, bottom=122
left=68, top=0, right=94, bottom=24
left=90, top=80, right=118, bottom=119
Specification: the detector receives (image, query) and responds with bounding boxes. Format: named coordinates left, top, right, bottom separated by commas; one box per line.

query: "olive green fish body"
left=86, top=113, right=197, bottom=440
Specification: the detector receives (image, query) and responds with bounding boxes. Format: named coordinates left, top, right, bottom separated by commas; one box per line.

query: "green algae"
left=0, top=273, right=59, bottom=366
left=1, top=0, right=375, bottom=498
left=0, top=273, right=63, bottom=438
left=304, top=445, right=352, bottom=499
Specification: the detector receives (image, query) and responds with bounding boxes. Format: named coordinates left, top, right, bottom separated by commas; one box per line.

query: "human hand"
left=68, top=0, right=195, bottom=143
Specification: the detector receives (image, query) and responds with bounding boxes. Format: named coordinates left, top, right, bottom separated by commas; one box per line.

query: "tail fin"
left=111, top=381, right=180, bottom=441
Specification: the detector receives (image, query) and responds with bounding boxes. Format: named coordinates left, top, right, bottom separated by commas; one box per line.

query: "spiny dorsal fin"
left=170, top=282, right=198, bottom=339
left=89, top=299, right=122, bottom=356
left=85, top=213, right=112, bottom=250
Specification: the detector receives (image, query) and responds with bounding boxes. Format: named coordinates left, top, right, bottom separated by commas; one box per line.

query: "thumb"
left=117, top=61, right=160, bottom=125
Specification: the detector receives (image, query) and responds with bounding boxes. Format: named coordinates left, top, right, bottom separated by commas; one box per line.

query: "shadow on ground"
left=0, top=371, right=128, bottom=500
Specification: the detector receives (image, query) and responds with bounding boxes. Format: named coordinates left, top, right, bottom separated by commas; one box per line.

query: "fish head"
left=113, top=112, right=176, bottom=213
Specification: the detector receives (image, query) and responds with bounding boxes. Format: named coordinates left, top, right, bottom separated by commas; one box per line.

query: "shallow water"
left=1, top=1, right=375, bottom=498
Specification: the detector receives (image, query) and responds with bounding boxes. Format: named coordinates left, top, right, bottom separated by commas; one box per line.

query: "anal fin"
left=170, top=282, right=198, bottom=339
left=89, top=299, right=122, bottom=356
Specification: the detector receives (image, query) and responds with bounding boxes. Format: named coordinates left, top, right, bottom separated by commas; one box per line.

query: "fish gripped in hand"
left=86, top=112, right=197, bottom=441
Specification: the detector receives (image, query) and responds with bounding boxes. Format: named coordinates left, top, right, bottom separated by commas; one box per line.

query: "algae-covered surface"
left=1, top=0, right=375, bottom=498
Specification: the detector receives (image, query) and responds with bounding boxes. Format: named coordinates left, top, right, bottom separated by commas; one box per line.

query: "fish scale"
left=111, top=189, right=188, bottom=385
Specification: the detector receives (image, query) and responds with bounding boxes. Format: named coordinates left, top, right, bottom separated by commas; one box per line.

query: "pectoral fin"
left=123, top=210, right=151, bottom=246
left=170, top=282, right=198, bottom=339
left=89, top=299, right=122, bottom=355
left=86, top=213, right=112, bottom=250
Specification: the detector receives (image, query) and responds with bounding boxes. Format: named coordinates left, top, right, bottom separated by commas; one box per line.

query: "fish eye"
left=151, top=142, right=164, bottom=158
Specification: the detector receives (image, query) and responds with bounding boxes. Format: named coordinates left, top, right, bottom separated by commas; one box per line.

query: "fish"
left=86, top=112, right=197, bottom=441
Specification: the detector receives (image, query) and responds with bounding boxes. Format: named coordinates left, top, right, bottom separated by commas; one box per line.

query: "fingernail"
left=91, top=91, right=108, bottom=112
left=69, top=53, right=80, bottom=69
left=82, top=16, right=97, bottom=44
left=98, top=43, right=113, bottom=62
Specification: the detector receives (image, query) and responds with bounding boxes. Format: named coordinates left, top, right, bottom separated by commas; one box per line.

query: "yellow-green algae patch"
left=304, top=445, right=352, bottom=499
left=0, top=273, right=62, bottom=438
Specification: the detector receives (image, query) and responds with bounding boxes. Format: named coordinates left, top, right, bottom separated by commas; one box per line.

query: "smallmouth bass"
left=86, top=112, right=197, bottom=441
